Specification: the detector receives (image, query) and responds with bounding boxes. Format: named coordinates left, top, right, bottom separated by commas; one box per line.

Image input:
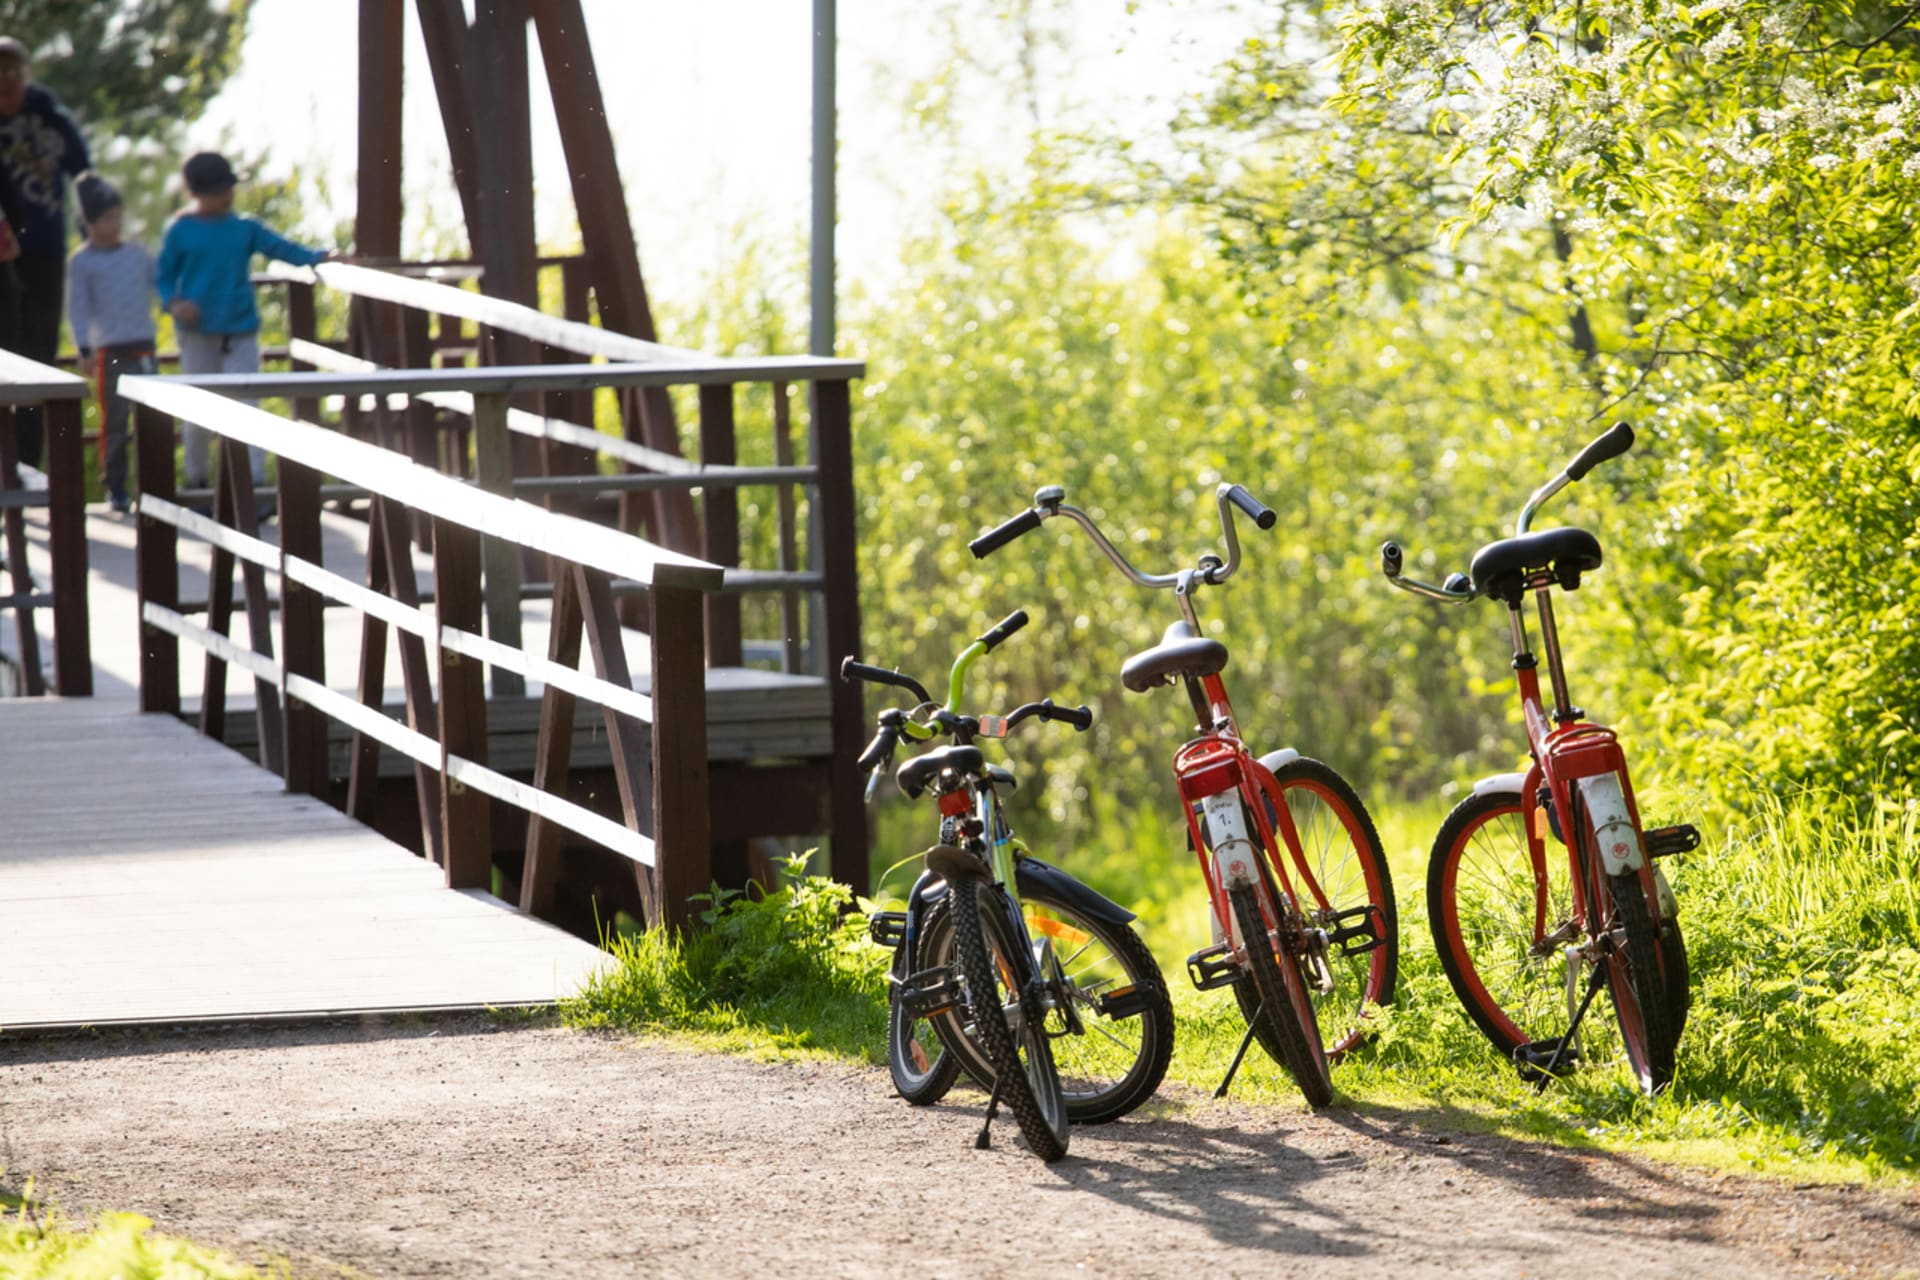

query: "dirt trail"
left=1, top=1020, right=1915, bottom=1279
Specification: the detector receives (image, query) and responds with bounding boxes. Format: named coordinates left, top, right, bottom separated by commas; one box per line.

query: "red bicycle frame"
left=1171, top=673, right=1332, bottom=948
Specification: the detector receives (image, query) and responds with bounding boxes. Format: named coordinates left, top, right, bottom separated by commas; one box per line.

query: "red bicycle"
left=973, top=482, right=1398, bottom=1107
left=1382, top=422, right=1693, bottom=1094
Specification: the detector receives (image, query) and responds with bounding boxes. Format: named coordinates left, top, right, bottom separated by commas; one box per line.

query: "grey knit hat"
left=76, top=172, right=122, bottom=225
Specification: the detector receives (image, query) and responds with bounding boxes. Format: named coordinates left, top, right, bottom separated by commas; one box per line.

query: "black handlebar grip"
left=969, top=508, right=1042, bottom=559
left=978, top=609, right=1030, bottom=652
left=839, top=658, right=934, bottom=707
left=1053, top=702, right=1094, bottom=732
left=855, top=725, right=898, bottom=774
left=1566, top=421, right=1635, bottom=481
left=1226, top=485, right=1278, bottom=531
left=1380, top=541, right=1404, bottom=579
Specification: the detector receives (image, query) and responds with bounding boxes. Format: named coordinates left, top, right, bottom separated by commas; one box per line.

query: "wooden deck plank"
left=0, top=699, right=607, bottom=1032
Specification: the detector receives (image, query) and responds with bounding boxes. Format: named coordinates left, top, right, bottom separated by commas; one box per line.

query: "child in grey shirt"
left=68, top=173, right=156, bottom=513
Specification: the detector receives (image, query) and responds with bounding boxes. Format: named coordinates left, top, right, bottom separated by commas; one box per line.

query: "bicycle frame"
left=1171, top=672, right=1333, bottom=962
left=1502, top=577, right=1666, bottom=959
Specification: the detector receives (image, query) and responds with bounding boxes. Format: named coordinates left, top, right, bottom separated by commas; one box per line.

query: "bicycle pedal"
left=1512, top=1037, right=1581, bottom=1084
left=1645, top=823, right=1700, bottom=859
left=1094, top=984, right=1155, bottom=1020
left=1186, top=943, right=1240, bottom=992
left=867, top=910, right=907, bottom=949
left=1324, top=904, right=1385, bottom=957
left=892, top=965, right=963, bottom=1019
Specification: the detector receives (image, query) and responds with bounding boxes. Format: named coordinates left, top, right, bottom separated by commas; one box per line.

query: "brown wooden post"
left=134, top=403, right=180, bottom=715
left=432, top=515, right=493, bottom=890
left=44, top=397, right=90, bottom=695
left=470, top=390, right=524, bottom=697
left=576, top=565, right=659, bottom=925
left=414, top=0, right=486, bottom=243
left=0, top=408, right=45, bottom=695
left=772, top=382, right=803, bottom=674
left=279, top=454, right=328, bottom=798
left=810, top=378, right=867, bottom=894
left=198, top=452, right=237, bottom=742
left=520, top=564, right=582, bottom=917
left=357, top=0, right=405, bottom=262
left=649, top=578, right=712, bottom=930
left=222, top=441, right=285, bottom=777
left=286, top=282, right=323, bottom=428
left=698, top=383, right=742, bottom=667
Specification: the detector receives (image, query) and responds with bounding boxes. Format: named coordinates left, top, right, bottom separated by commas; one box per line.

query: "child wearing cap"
left=67, top=172, right=154, bottom=513
left=156, top=150, right=331, bottom=495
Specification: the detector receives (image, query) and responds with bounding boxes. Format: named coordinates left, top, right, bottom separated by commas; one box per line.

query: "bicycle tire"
left=948, top=873, right=1070, bottom=1161
left=1237, top=757, right=1398, bottom=1061
left=1228, top=881, right=1333, bottom=1108
left=1428, top=789, right=1691, bottom=1085
left=1604, top=870, right=1678, bottom=1094
left=886, top=900, right=964, bottom=1105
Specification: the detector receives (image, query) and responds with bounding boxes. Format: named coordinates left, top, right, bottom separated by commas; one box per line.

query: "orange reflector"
left=1533, top=805, right=1548, bottom=841
left=1026, top=915, right=1093, bottom=948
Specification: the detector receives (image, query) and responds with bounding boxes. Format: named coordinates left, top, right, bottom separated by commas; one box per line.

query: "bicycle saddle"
left=1120, top=619, right=1229, bottom=693
left=896, top=744, right=985, bottom=798
left=1469, top=527, right=1604, bottom=605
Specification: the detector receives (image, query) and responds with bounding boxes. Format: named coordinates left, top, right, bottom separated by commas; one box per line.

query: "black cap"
left=76, top=172, right=122, bottom=224
left=182, top=151, right=238, bottom=195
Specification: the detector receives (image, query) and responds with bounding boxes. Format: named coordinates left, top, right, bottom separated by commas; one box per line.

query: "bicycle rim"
left=1256, top=758, right=1398, bottom=1058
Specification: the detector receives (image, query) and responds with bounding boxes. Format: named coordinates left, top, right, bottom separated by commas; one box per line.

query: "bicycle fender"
left=1014, top=856, right=1137, bottom=927
left=1472, top=771, right=1527, bottom=798
left=1258, top=747, right=1301, bottom=774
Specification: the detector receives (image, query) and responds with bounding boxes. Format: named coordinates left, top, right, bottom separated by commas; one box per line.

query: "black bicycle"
left=849, top=611, right=1173, bottom=1159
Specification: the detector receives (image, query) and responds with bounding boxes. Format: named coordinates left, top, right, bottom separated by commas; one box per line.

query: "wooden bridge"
left=0, top=261, right=867, bottom=1030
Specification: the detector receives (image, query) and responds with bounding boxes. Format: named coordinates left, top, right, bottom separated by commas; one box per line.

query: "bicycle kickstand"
left=1214, top=1002, right=1264, bottom=1099
left=1532, top=965, right=1609, bottom=1092
left=975, top=1072, right=1007, bottom=1149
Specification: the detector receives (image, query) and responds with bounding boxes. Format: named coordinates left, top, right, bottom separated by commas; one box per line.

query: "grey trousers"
left=98, top=344, right=155, bottom=503
left=177, top=329, right=266, bottom=489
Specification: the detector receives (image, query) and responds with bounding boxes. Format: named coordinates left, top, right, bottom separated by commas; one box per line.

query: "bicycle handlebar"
left=1006, top=697, right=1094, bottom=733
left=971, top=481, right=1275, bottom=590
left=840, top=657, right=933, bottom=707
left=1383, top=422, right=1636, bottom=603
left=977, top=609, right=1029, bottom=652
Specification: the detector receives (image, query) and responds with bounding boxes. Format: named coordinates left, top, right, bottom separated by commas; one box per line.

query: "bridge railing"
left=214, top=261, right=870, bottom=892
left=0, top=350, right=90, bottom=696
left=121, top=371, right=730, bottom=929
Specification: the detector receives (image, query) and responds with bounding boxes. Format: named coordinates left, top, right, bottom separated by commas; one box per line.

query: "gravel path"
left=2, top=1019, right=1915, bottom=1278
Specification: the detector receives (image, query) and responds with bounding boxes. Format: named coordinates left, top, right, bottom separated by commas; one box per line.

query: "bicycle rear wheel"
left=1229, top=881, right=1333, bottom=1108
left=948, top=874, right=1070, bottom=1161
left=1240, top=757, right=1398, bottom=1060
left=885, top=897, right=964, bottom=1105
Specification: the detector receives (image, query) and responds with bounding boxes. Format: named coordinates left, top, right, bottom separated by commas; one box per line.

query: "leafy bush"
left=563, top=854, right=890, bottom=1059
left=0, top=1192, right=272, bottom=1279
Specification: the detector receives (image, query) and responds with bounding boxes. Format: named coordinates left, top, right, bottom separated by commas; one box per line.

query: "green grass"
left=567, top=788, right=1920, bottom=1185
left=0, top=1184, right=279, bottom=1278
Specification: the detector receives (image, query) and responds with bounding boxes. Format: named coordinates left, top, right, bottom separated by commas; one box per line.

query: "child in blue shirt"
left=156, top=151, right=330, bottom=492
left=68, top=173, right=155, bottom=513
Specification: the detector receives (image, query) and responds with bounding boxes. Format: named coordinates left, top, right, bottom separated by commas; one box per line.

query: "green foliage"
left=562, top=854, right=891, bottom=1059
left=1317, top=0, right=1920, bottom=801
left=0, top=1189, right=275, bottom=1278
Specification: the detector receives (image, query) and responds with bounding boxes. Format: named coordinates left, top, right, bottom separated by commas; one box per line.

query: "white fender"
left=1472, top=771, right=1527, bottom=798
left=1258, top=748, right=1301, bottom=773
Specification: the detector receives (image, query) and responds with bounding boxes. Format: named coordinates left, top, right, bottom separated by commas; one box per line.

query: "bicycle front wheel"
left=1229, top=881, right=1333, bottom=1108
left=932, top=876, right=1174, bottom=1123
left=948, top=874, right=1070, bottom=1161
left=1241, top=757, right=1398, bottom=1060
left=1428, top=789, right=1689, bottom=1086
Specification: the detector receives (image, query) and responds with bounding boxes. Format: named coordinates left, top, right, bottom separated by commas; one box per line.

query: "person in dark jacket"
left=0, top=35, right=90, bottom=469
